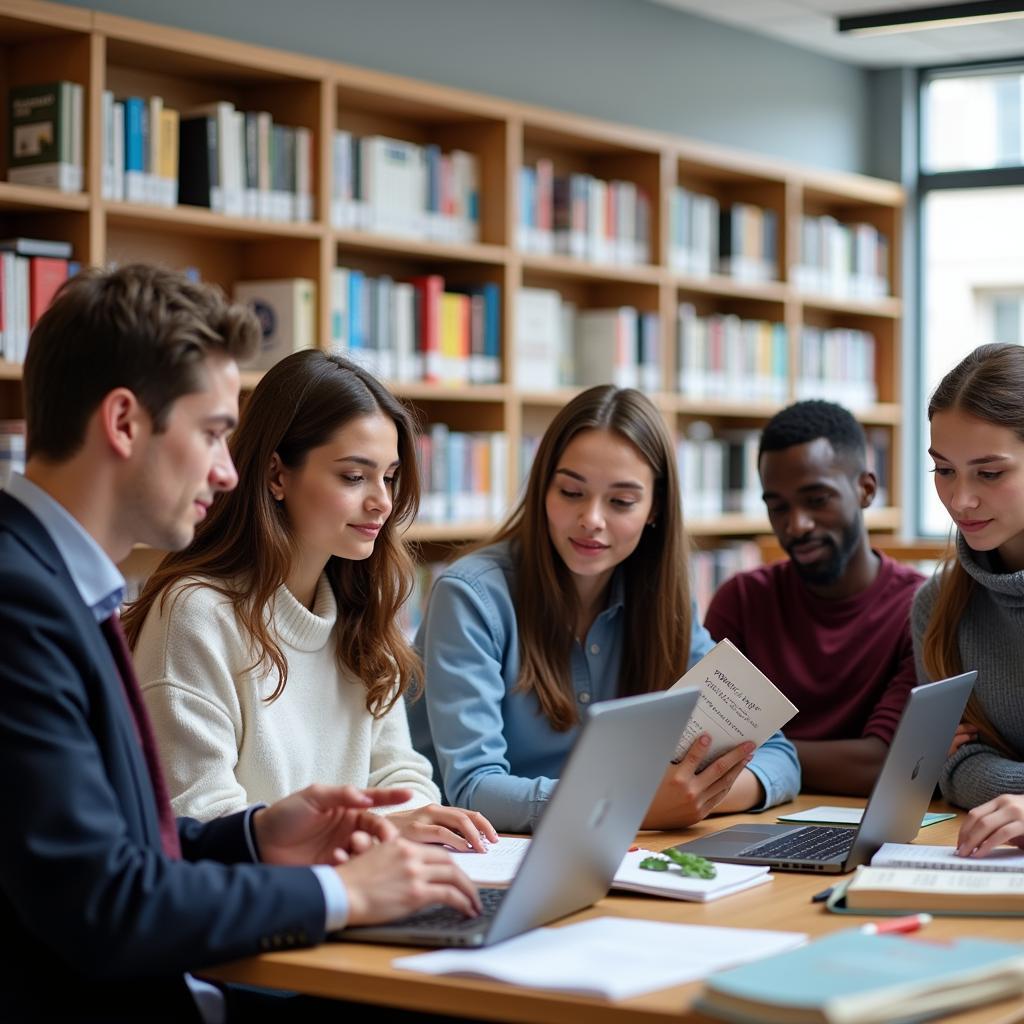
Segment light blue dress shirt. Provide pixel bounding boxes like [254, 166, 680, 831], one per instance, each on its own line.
[410, 541, 800, 833]
[5, 474, 349, 1021]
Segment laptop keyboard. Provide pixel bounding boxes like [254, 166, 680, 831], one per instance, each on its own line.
[744, 826, 855, 862]
[394, 886, 507, 933]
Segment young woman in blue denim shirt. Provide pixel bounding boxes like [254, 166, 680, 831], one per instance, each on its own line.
[410, 386, 800, 832]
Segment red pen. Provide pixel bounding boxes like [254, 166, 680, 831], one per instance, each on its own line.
[860, 913, 933, 936]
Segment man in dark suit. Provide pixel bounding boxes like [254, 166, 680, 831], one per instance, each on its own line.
[0, 264, 479, 1023]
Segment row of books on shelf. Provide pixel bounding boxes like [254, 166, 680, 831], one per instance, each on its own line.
[516, 288, 661, 392]
[329, 270, 500, 385]
[416, 425, 509, 525]
[0, 238, 77, 364]
[517, 161, 652, 266]
[7, 86, 893, 304]
[794, 325, 878, 409]
[180, 275, 883, 407]
[677, 420, 890, 521]
[8, 81, 84, 193]
[677, 427, 763, 522]
[0, 420, 25, 490]
[99, 91, 313, 220]
[330, 133, 479, 242]
[690, 541, 761, 619]
[2, 254, 884, 416]
[676, 307, 879, 409]
[791, 213, 890, 299]
[669, 190, 778, 282]
[676, 306, 788, 403]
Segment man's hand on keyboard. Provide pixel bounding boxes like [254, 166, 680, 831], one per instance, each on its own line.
[339, 839, 482, 926]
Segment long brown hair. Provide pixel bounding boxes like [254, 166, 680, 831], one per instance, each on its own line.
[489, 385, 692, 731]
[123, 350, 421, 715]
[923, 342, 1024, 755]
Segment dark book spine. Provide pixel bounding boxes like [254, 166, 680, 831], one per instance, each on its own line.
[177, 116, 214, 207]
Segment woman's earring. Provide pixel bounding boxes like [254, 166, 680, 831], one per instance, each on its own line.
[647, 519, 656, 529]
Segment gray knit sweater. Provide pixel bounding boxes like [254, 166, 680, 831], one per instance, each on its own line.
[911, 535, 1024, 808]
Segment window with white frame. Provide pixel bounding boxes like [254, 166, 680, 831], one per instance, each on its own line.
[919, 65, 1024, 536]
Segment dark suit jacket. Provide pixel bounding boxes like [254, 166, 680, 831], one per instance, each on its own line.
[0, 492, 327, 1022]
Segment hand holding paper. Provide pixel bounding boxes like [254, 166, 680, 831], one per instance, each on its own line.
[669, 639, 798, 767]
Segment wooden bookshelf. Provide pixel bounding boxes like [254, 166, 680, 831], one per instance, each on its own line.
[0, 0, 906, 547]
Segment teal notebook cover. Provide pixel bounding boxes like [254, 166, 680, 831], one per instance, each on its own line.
[698, 929, 1024, 1023]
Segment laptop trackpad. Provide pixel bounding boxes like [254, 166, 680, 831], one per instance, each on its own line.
[677, 827, 788, 858]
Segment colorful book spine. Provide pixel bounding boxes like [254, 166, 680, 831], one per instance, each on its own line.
[519, 164, 649, 265]
[330, 269, 501, 386]
[677, 304, 789, 402]
[330, 132, 480, 242]
[795, 326, 877, 409]
[416, 426, 509, 525]
[793, 214, 890, 298]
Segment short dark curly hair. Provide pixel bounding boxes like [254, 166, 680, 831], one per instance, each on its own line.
[759, 399, 866, 469]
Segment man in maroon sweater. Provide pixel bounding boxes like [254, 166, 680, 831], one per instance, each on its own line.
[705, 400, 924, 796]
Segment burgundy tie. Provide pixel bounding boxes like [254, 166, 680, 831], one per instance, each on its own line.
[101, 613, 182, 859]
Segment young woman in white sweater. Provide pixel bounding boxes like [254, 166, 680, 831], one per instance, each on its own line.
[125, 350, 497, 852]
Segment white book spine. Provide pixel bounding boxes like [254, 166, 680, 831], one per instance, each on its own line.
[329, 267, 349, 354]
[295, 126, 312, 222]
[0, 254, 14, 362]
[15, 255, 29, 364]
[392, 283, 415, 382]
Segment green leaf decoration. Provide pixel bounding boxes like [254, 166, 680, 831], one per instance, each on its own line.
[639, 850, 717, 879]
[638, 856, 670, 871]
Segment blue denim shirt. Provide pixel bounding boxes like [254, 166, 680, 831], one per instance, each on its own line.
[410, 542, 800, 832]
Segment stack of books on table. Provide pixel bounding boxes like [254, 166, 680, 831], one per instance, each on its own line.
[698, 929, 1024, 1024]
[843, 842, 1024, 914]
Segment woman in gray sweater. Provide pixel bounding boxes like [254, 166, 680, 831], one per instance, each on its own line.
[913, 343, 1024, 860]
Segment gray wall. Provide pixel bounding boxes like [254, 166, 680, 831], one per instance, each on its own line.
[868, 68, 919, 533]
[66, 0, 877, 176]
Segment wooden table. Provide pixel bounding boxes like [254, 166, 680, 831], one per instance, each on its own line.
[202, 795, 1024, 1023]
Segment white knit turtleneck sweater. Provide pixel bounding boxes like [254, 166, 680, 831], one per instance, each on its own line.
[135, 574, 439, 820]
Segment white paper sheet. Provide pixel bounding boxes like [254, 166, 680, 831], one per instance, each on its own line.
[778, 805, 955, 827]
[448, 836, 530, 885]
[393, 917, 807, 1000]
[872, 843, 1024, 871]
[668, 638, 798, 767]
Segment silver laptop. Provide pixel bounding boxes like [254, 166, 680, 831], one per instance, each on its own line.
[670, 671, 976, 875]
[336, 686, 701, 947]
